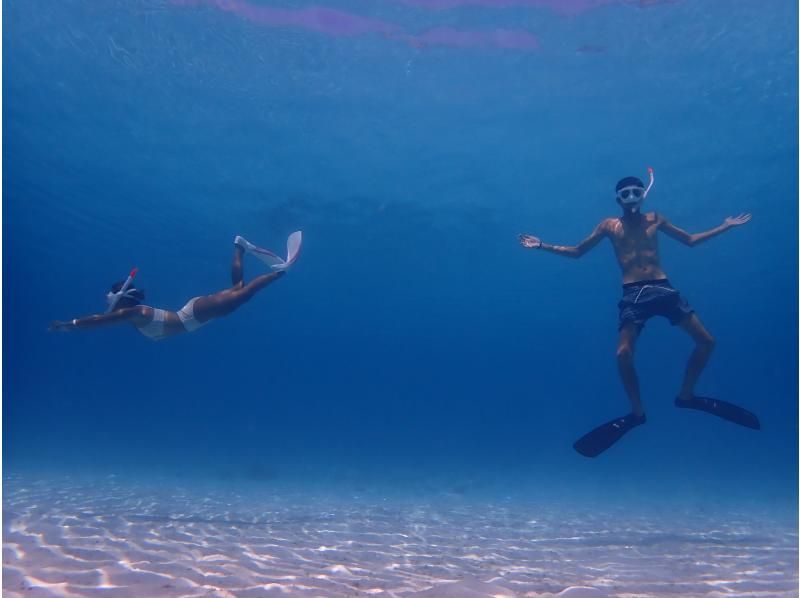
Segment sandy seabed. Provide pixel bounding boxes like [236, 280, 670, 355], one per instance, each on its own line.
[3, 474, 797, 597]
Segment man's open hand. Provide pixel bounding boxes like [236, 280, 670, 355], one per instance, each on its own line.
[724, 213, 752, 227]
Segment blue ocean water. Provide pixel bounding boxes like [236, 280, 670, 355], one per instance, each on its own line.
[3, 0, 798, 595]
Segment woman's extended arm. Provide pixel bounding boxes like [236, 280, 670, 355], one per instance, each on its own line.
[49, 306, 151, 332]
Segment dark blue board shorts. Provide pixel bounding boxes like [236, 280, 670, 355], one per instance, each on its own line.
[618, 279, 694, 330]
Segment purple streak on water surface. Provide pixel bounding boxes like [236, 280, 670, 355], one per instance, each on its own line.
[173, 0, 399, 36]
[172, 0, 542, 51]
[399, 0, 677, 15]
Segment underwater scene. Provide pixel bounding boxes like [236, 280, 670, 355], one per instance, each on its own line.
[3, 0, 798, 596]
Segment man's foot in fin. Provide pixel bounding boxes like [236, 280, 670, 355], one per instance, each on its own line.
[573, 412, 646, 458]
[675, 396, 760, 430]
[234, 235, 256, 252]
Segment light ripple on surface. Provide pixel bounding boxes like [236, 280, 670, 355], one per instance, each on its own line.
[3, 474, 797, 597]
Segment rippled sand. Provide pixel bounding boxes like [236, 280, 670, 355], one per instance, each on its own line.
[3, 474, 797, 597]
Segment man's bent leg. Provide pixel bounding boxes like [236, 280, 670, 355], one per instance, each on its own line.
[617, 323, 644, 417]
[677, 313, 715, 401]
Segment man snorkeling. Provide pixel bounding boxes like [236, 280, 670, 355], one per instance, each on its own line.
[49, 233, 301, 341]
[519, 169, 757, 457]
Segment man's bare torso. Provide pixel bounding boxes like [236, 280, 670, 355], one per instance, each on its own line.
[603, 212, 668, 284]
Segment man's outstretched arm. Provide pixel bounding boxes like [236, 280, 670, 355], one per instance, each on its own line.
[660, 213, 751, 247]
[519, 220, 608, 258]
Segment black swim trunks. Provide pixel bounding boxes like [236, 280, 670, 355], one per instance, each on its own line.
[618, 279, 693, 330]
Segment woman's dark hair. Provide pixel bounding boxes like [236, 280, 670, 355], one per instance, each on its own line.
[109, 281, 145, 308]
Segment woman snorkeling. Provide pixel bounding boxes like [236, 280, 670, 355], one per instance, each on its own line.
[49, 233, 301, 341]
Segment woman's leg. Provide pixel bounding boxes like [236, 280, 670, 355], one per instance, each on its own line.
[192, 270, 286, 322]
[232, 245, 245, 288]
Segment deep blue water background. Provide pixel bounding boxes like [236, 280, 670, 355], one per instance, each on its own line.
[4, 0, 798, 506]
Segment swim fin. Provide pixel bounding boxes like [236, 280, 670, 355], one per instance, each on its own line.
[675, 396, 760, 430]
[573, 412, 646, 458]
[234, 232, 302, 271]
[234, 235, 257, 252]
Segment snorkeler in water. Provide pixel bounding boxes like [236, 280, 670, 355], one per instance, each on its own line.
[49, 233, 301, 341]
[519, 169, 757, 457]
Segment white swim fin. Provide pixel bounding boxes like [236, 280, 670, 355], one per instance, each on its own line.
[235, 231, 302, 271]
[234, 235, 257, 252]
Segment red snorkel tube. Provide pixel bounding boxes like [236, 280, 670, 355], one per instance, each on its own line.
[643, 166, 655, 198]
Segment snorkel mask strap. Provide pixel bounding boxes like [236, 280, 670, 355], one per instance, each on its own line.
[643, 166, 655, 198]
[106, 267, 138, 313]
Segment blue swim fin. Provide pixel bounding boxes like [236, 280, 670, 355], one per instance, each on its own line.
[675, 396, 760, 430]
[573, 412, 646, 458]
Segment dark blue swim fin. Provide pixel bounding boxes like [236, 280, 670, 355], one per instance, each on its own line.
[675, 396, 760, 430]
[573, 412, 646, 458]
